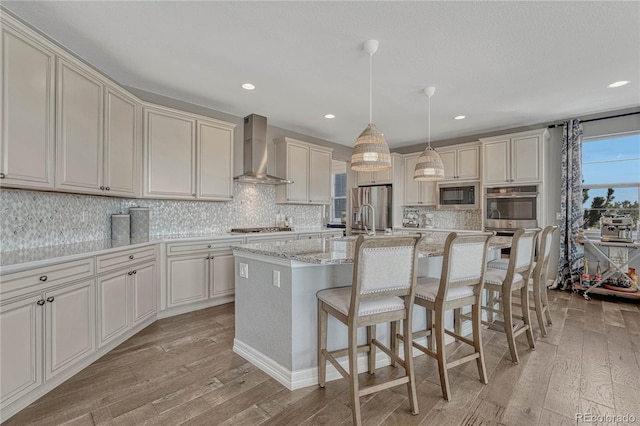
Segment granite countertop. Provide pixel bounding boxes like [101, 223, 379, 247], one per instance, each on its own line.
[232, 234, 512, 265]
[0, 228, 340, 273]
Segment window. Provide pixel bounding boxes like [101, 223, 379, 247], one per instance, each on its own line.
[331, 161, 347, 223]
[582, 132, 640, 231]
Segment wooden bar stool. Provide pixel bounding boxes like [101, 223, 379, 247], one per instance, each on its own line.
[482, 228, 540, 364]
[487, 225, 557, 337]
[393, 232, 493, 401]
[316, 234, 422, 425]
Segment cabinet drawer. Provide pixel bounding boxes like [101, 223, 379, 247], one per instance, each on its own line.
[96, 246, 156, 274]
[166, 238, 244, 256]
[246, 234, 296, 243]
[298, 233, 321, 240]
[0, 258, 94, 297]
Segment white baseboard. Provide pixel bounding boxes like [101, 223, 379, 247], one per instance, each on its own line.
[233, 335, 443, 391]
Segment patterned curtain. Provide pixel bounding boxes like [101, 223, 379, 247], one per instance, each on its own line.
[557, 119, 584, 290]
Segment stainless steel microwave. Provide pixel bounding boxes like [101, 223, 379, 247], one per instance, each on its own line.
[437, 182, 479, 209]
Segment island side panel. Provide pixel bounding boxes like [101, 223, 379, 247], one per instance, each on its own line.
[234, 255, 293, 370]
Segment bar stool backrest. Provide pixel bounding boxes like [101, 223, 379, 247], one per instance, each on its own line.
[508, 228, 541, 283]
[533, 225, 559, 283]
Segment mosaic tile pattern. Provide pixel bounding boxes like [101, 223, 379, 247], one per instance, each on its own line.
[403, 207, 482, 231]
[0, 184, 322, 251]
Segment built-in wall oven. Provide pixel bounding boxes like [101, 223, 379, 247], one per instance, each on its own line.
[484, 185, 538, 234]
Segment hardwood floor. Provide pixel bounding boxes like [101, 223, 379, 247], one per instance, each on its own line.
[4, 291, 640, 426]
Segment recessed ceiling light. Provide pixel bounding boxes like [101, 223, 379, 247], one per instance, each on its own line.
[242, 83, 256, 90]
[324, 114, 335, 119]
[607, 80, 629, 88]
[454, 115, 466, 120]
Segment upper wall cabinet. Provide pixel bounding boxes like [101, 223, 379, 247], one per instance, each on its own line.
[274, 137, 332, 204]
[402, 153, 436, 206]
[55, 57, 105, 194]
[437, 143, 480, 182]
[355, 153, 402, 187]
[143, 105, 234, 200]
[0, 17, 56, 190]
[480, 129, 549, 186]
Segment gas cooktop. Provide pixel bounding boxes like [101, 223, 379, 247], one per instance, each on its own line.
[230, 227, 293, 234]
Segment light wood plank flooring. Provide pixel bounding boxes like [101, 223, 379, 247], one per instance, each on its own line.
[4, 291, 640, 425]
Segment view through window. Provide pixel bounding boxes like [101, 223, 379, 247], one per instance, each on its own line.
[331, 160, 347, 223]
[582, 132, 640, 231]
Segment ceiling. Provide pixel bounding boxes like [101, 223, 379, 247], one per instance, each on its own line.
[4, 1, 639, 149]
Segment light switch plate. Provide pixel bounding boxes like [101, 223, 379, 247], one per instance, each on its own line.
[239, 263, 248, 278]
[272, 270, 280, 288]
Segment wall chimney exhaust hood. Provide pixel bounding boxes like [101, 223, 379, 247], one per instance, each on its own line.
[234, 114, 292, 185]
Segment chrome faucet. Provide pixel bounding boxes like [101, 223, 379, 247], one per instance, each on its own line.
[359, 203, 376, 236]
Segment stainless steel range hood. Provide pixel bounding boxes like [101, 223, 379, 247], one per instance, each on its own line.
[234, 114, 292, 185]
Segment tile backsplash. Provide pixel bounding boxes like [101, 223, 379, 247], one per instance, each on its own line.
[403, 206, 482, 231]
[0, 185, 322, 251]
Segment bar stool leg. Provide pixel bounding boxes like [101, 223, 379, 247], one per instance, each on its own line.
[390, 320, 398, 368]
[403, 314, 419, 415]
[317, 300, 327, 387]
[542, 284, 553, 326]
[532, 279, 548, 337]
[434, 309, 451, 401]
[367, 325, 376, 374]
[348, 324, 361, 425]
[520, 285, 536, 350]
[502, 289, 519, 364]
[472, 303, 488, 384]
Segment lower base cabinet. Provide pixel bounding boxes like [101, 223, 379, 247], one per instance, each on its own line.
[0, 278, 96, 408]
[97, 261, 156, 348]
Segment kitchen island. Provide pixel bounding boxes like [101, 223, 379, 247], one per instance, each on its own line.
[231, 234, 510, 390]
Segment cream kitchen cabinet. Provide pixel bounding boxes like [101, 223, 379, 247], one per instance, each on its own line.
[96, 259, 156, 348]
[0, 275, 96, 413]
[403, 153, 436, 206]
[437, 144, 480, 181]
[103, 85, 140, 197]
[480, 129, 549, 185]
[55, 57, 105, 194]
[143, 105, 235, 200]
[356, 167, 393, 186]
[55, 56, 141, 197]
[164, 238, 243, 310]
[274, 137, 333, 204]
[0, 17, 56, 190]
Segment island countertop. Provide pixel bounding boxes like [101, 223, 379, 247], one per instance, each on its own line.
[231, 234, 511, 265]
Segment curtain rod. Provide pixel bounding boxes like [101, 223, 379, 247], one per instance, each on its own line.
[547, 111, 640, 128]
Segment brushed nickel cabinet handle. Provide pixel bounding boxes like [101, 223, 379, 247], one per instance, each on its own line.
[129, 255, 134, 259]
[128, 271, 133, 275]
[37, 300, 45, 306]
[100, 186, 105, 190]
[46, 296, 54, 303]
[106, 187, 110, 191]
[133, 270, 137, 274]
[208, 244, 212, 248]
[39, 275, 48, 282]
[0, 172, 5, 179]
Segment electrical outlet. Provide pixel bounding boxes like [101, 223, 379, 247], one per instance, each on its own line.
[239, 263, 248, 278]
[556, 212, 562, 220]
[272, 270, 280, 288]
[81, 210, 87, 223]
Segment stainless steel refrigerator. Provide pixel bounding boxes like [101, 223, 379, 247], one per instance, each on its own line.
[351, 185, 392, 234]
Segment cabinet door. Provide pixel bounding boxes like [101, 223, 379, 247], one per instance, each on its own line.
[356, 172, 372, 186]
[104, 86, 139, 197]
[96, 271, 129, 348]
[0, 294, 43, 408]
[56, 58, 104, 193]
[457, 146, 480, 180]
[166, 255, 208, 307]
[211, 254, 235, 297]
[197, 120, 233, 200]
[358, 168, 392, 186]
[132, 262, 156, 326]
[144, 108, 196, 198]
[403, 155, 421, 205]
[483, 139, 510, 185]
[286, 143, 309, 202]
[438, 150, 456, 181]
[308, 148, 331, 204]
[420, 181, 437, 205]
[511, 135, 541, 183]
[0, 25, 55, 189]
[44, 279, 95, 381]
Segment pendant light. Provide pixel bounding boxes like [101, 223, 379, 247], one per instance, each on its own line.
[351, 39, 392, 172]
[414, 86, 445, 180]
